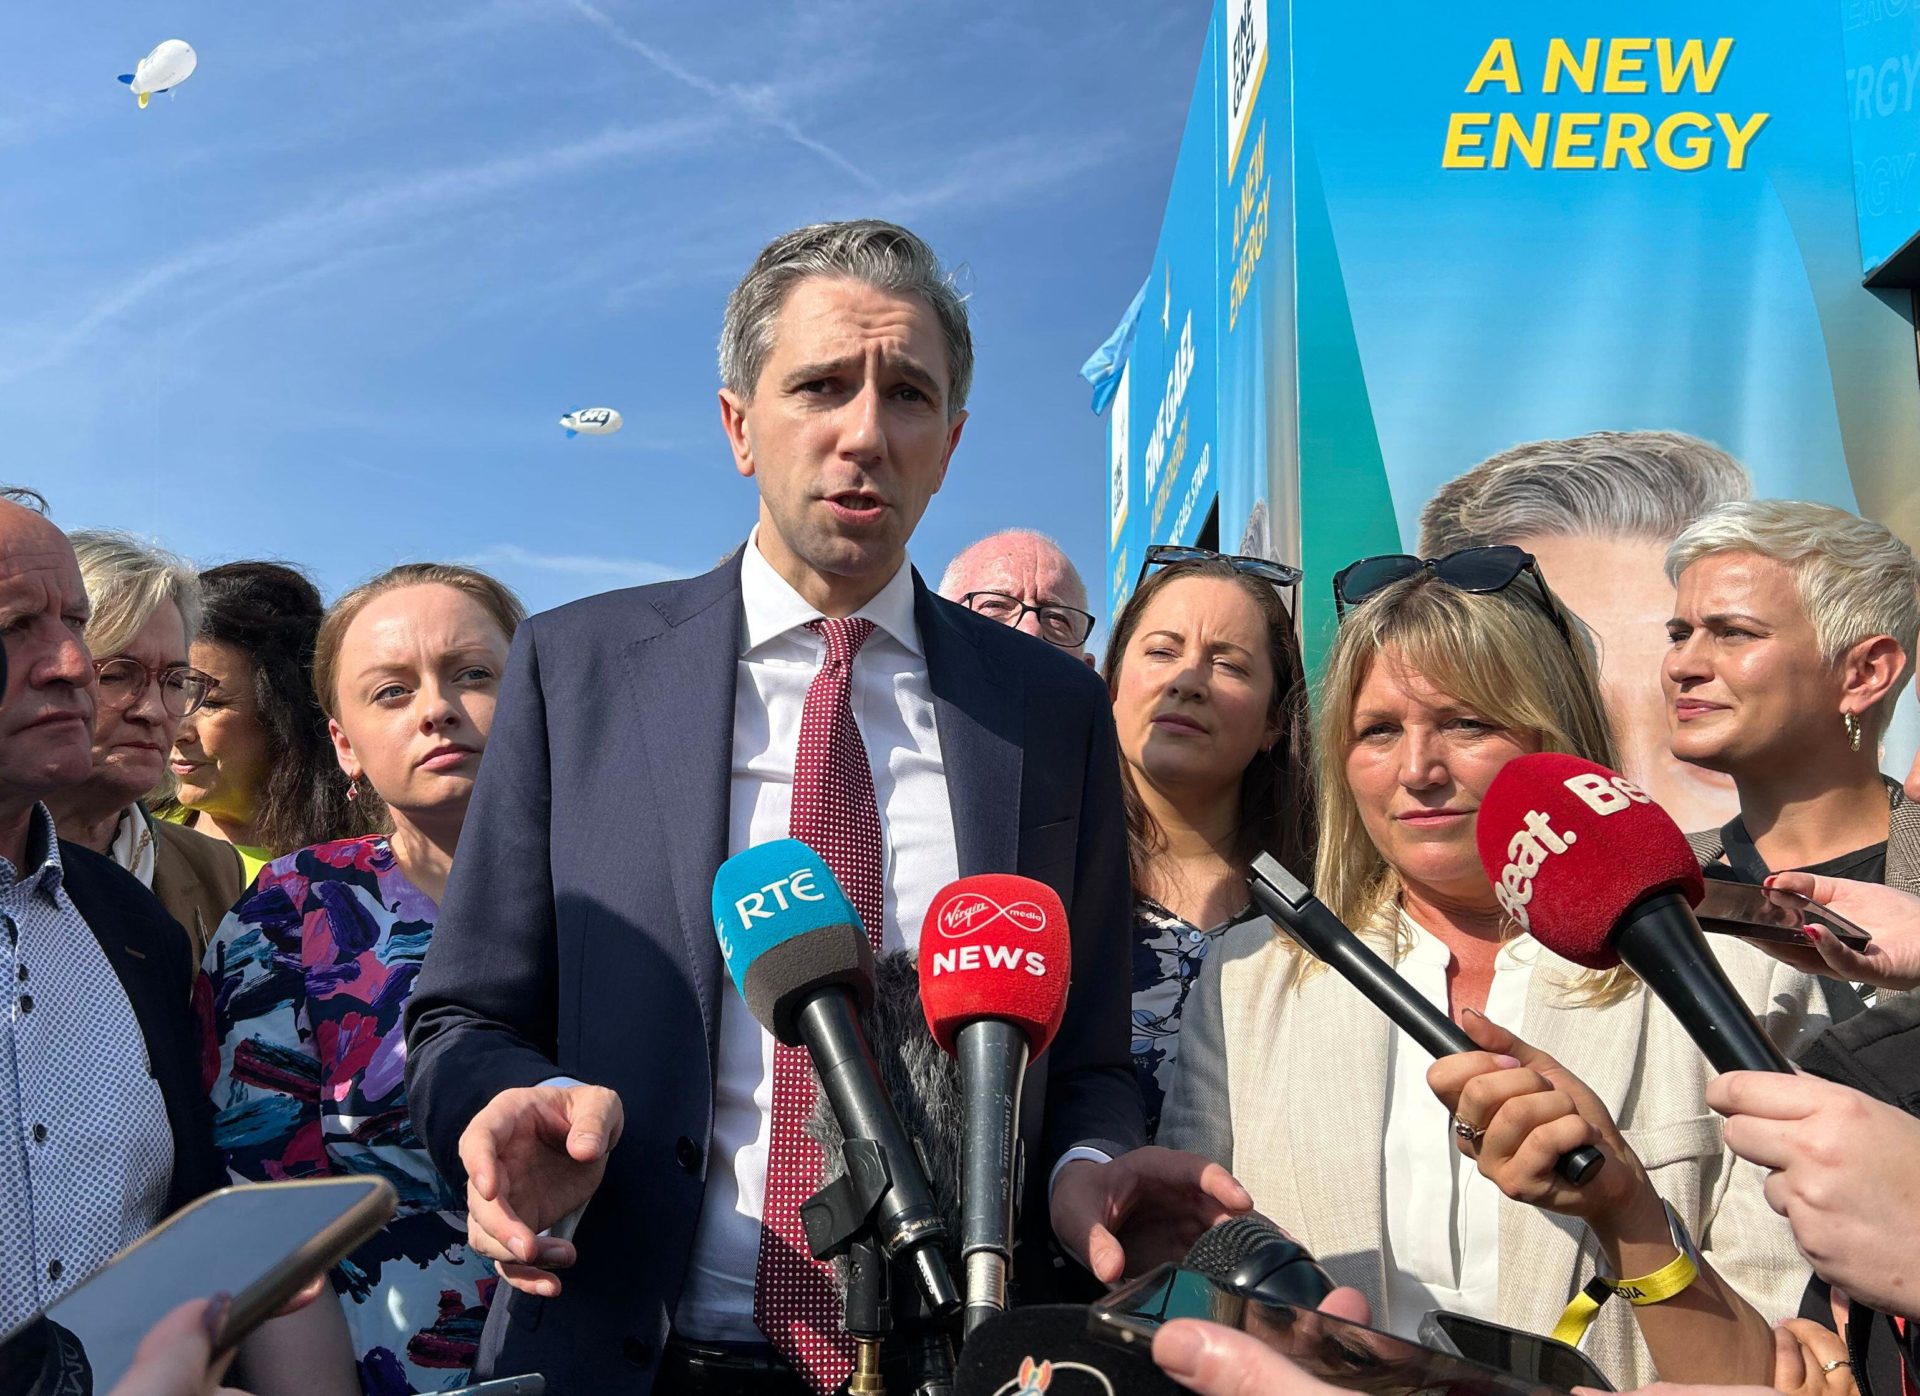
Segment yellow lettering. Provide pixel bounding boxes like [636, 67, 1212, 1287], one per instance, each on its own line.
[1442, 112, 1491, 168]
[1552, 112, 1601, 169]
[1602, 112, 1651, 169]
[1603, 37, 1651, 93]
[1718, 111, 1770, 169]
[1657, 38, 1734, 94]
[1466, 38, 1522, 94]
[1654, 111, 1713, 170]
[1492, 112, 1551, 169]
[1544, 38, 1600, 94]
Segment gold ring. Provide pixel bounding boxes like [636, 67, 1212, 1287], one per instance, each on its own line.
[1452, 1116, 1486, 1145]
[1822, 1359, 1851, 1373]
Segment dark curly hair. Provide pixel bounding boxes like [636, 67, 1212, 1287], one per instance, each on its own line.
[157, 561, 363, 854]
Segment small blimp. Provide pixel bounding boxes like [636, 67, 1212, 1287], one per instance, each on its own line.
[559, 407, 622, 438]
[118, 40, 198, 109]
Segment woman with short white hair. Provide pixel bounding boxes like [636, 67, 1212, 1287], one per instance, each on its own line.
[1663, 500, 1920, 899]
[47, 530, 244, 957]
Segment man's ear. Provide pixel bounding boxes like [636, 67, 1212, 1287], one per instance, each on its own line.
[719, 389, 754, 480]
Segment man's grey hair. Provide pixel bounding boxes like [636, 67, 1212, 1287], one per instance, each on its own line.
[937, 528, 1089, 611]
[718, 220, 973, 416]
[1666, 500, 1920, 732]
[1418, 430, 1752, 555]
[69, 529, 203, 661]
[0, 486, 49, 515]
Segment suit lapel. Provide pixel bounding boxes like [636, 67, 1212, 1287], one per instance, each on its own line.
[624, 554, 743, 1042]
[1498, 952, 1648, 1328]
[917, 579, 1022, 877]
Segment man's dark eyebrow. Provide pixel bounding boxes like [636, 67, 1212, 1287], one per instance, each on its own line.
[782, 354, 943, 403]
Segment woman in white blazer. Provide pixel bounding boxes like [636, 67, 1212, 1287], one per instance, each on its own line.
[1161, 549, 1856, 1391]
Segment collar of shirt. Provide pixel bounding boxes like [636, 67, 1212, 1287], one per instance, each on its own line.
[0, 804, 66, 902]
[1394, 906, 1540, 974]
[738, 525, 923, 659]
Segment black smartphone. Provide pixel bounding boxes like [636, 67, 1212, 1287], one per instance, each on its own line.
[1087, 1263, 1598, 1394]
[1696, 876, 1873, 952]
[0, 1177, 395, 1394]
[1420, 1309, 1614, 1391]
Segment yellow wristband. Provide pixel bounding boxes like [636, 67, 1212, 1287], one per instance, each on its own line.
[1550, 1246, 1699, 1347]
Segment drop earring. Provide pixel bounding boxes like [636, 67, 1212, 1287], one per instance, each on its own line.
[1843, 712, 1861, 752]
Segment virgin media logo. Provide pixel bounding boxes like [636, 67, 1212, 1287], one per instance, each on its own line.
[937, 892, 1046, 939]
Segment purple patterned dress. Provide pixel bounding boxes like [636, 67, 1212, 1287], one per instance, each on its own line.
[205, 836, 491, 1395]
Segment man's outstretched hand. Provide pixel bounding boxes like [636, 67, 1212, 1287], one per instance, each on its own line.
[459, 1082, 623, 1296]
[1050, 1145, 1253, 1284]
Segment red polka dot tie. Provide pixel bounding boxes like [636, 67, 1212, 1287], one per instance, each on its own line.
[755, 616, 884, 1392]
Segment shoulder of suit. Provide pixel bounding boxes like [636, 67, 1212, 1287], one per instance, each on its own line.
[151, 817, 244, 884]
[526, 553, 741, 639]
[58, 839, 189, 967]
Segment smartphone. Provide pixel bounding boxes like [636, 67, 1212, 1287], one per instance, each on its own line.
[455, 1379, 547, 1394]
[1087, 1262, 1598, 1394]
[1420, 1309, 1614, 1391]
[0, 1176, 395, 1393]
[1696, 876, 1873, 952]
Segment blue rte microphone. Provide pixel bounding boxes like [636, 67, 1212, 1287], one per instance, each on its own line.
[711, 838, 875, 1046]
[708, 839, 958, 1320]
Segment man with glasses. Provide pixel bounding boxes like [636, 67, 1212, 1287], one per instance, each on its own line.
[939, 529, 1099, 665]
[0, 495, 222, 1334]
[46, 530, 243, 960]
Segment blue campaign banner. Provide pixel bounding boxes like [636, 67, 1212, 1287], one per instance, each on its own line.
[1842, 0, 1920, 281]
[1215, 0, 1295, 569]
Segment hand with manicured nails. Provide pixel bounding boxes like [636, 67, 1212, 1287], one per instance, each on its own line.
[1427, 1010, 1654, 1229]
[1709, 1069, 1920, 1316]
[1750, 872, 1920, 992]
[1050, 1145, 1253, 1284]
[459, 1083, 624, 1296]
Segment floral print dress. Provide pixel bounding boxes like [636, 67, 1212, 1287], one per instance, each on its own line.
[1130, 896, 1258, 1141]
[205, 836, 491, 1395]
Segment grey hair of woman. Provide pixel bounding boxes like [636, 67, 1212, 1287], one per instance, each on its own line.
[69, 530, 204, 658]
[717, 220, 974, 417]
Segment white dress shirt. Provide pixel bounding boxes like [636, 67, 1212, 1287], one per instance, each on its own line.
[675, 532, 959, 1341]
[1378, 914, 1537, 1337]
[0, 805, 172, 1333]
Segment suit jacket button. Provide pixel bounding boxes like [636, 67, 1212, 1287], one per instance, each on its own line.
[622, 1337, 652, 1367]
[675, 1136, 702, 1174]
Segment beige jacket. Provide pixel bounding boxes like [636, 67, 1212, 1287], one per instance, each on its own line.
[1160, 914, 1857, 1389]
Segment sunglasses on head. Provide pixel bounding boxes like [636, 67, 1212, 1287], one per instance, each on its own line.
[1142, 544, 1304, 592]
[1331, 544, 1574, 642]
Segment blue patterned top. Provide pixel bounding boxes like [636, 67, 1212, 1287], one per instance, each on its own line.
[1130, 896, 1255, 1142]
[205, 836, 490, 1395]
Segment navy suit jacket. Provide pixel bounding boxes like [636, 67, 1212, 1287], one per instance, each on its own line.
[404, 552, 1144, 1392]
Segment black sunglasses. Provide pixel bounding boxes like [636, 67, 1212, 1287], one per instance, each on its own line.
[1331, 545, 1573, 642]
[1142, 544, 1304, 590]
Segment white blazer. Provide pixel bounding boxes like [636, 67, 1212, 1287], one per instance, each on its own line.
[1160, 913, 1856, 1389]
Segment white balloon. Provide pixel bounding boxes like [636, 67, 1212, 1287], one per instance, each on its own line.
[124, 40, 197, 108]
[559, 407, 622, 438]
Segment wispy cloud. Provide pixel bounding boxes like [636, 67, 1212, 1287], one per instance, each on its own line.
[564, 0, 878, 191]
[0, 115, 713, 384]
[463, 541, 680, 585]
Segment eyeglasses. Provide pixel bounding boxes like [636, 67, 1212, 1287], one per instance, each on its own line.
[959, 591, 1097, 649]
[92, 657, 215, 718]
[1142, 544, 1304, 591]
[1331, 545, 1573, 642]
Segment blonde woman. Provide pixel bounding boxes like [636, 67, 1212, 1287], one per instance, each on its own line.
[1161, 548, 1853, 1389]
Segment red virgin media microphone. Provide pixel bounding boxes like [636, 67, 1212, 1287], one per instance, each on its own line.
[919, 874, 1072, 1335]
[1476, 752, 1791, 1075]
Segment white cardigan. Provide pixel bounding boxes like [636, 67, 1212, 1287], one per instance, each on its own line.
[1159, 912, 1855, 1389]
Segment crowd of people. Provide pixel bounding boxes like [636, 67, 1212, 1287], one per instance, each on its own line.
[6, 218, 1920, 1396]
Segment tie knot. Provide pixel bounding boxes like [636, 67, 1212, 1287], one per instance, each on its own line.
[807, 616, 875, 668]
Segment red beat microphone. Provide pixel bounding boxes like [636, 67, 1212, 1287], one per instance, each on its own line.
[919, 874, 1072, 1335]
[1475, 752, 1791, 1075]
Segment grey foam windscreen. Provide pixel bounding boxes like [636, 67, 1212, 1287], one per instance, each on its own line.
[741, 919, 875, 1044]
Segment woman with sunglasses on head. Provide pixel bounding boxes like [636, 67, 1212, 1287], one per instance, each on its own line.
[1102, 545, 1315, 1140]
[1160, 546, 1852, 1389]
[1664, 501, 1920, 906]
[156, 561, 361, 884]
[46, 532, 243, 959]
[205, 564, 524, 1394]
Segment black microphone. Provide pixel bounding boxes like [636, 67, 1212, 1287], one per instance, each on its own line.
[1183, 1216, 1334, 1309]
[1476, 753, 1793, 1075]
[1248, 854, 1605, 1185]
[712, 840, 959, 1319]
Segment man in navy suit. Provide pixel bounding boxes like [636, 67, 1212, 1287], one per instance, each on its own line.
[405, 221, 1249, 1393]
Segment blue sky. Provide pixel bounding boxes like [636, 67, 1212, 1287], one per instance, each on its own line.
[2, 2, 1200, 623]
